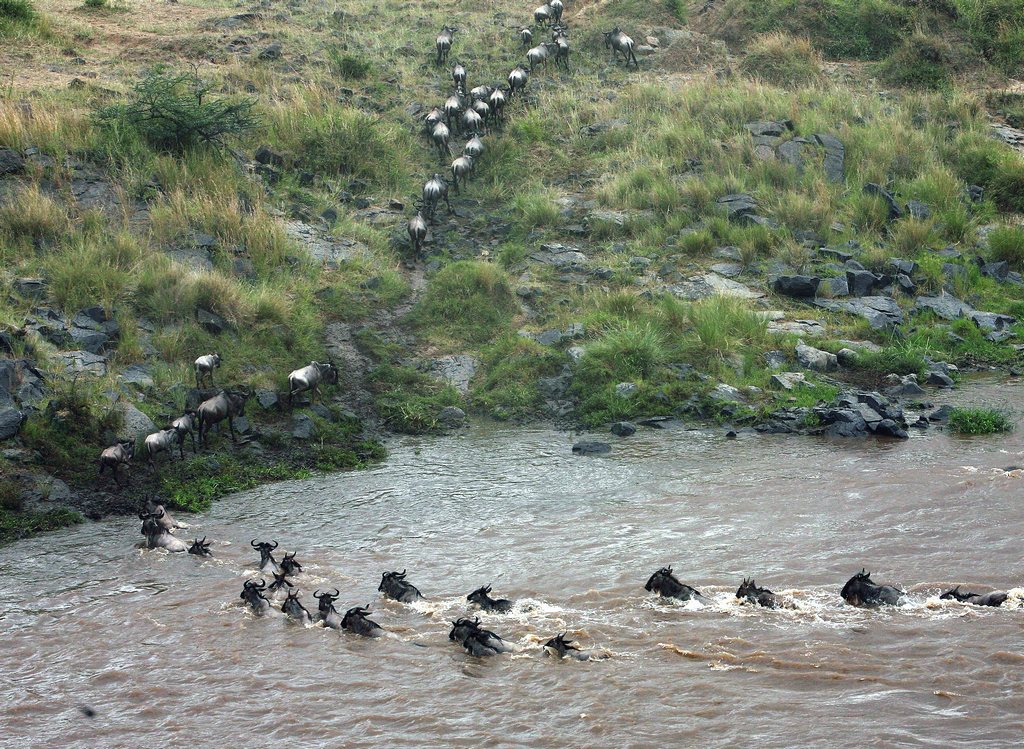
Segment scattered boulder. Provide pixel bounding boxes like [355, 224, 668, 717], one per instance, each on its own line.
[846, 269, 884, 297]
[425, 355, 478, 394]
[0, 407, 25, 441]
[13, 278, 47, 298]
[905, 200, 932, 220]
[773, 275, 820, 299]
[744, 121, 792, 138]
[254, 145, 285, 167]
[887, 374, 926, 397]
[57, 351, 107, 376]
[668, 273, 764, 300]
[770, 372, 806, 390]
[778, 138, 812, 173]
[258, 43, 283, 61]
[836, 348, 859, 367]
[610, 421, 636, 437]
[119, 365, 153, 389]
[615, 382, 638, 398]
[439, 406, 466, 427]
[814, 296, 903, 330]
[256, 389, 280, 410]
[529, 243, 589, 270]
[913, 293, 971, 321]
[813, 133, 845, 183]
[863, 183, 902, 221]
[291, 413, 315, 440]
[796, 342, 838, 372]
[116, 402, 157, 440]
[197, 308, 230, 335]
[968, 311, 1016, 332]
[925, 370, 955, 388]
[716, 193, 758, 221]
[980, 261, 1010, 281]
[0, 148, 26, 176]
[572, 440, 611, 456]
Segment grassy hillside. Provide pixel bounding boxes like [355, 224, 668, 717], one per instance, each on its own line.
[1, 0, 1023, 538]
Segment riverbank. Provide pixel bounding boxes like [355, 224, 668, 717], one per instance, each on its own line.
[2, 0, 1024, 540]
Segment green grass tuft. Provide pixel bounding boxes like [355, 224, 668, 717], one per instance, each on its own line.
[739, 32, 823, 87]
[414, 261, 517, 347]
[948, 406, 1013, 434]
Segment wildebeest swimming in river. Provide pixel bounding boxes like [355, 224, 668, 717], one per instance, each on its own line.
[467, 585, 513, 613]
[342, 605, 386, 637]
[378, 570, 423, 602]
[645, 566, 708, 603]
[940, 585, 1009, 607]
[543, 633, 590, 661]
[449, 617, 510, 656]
[736, 578, 789, 609]
[840, 569, 905, 607]
[240, 579, 271, 616]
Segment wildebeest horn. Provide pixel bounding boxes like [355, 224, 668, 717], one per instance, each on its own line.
[155, 508, 165, 518]
[269, 541, 278, 549]
[251, 539, 259, 548]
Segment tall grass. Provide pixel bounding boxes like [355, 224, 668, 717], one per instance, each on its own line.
[414, 261, 517, 347]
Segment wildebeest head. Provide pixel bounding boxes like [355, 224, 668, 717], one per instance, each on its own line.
[543, 633, 582, 659]
[736, 577, 764, 602]
[188, 537, 212, 556]
[121, 440, 135, 459]
[281, 590, 311, 622]
[378, 569, 423, 602]
[268, 570, 294, 594]
[449, 616, 482, 643]
[251, 539, 278, 566]
[342, 605, 384, 637]
[240, 578, 268, 609]
[280, 551, 303, 576]
[645, 566, 678, 594]
[939, 585, 972, 602]
[467, 585, 493, 607]
[840, 568, 873, 605]
[313, 588, 341, 616]
[319, 361, 339, 385]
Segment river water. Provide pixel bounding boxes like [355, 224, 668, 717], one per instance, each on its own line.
[2, 379, 1023, 748]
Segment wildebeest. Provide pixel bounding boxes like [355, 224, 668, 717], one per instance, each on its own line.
[452, 62, 467, 92]
[550, 0, 564, 23]
[98, 440, 134, 487]
[840, 569, 905, 607]
[467, 585, 514, 613]
[287, 361, 338, 406]
[313, 588, 342, 628]
[196, 389, 248, 446]
[940, 585, 1009, 607]
[644, 566, 708, 602]
[408, 200, 428, 256]
[281, 591, 312, 623]
[194, 352, 221, 388]
[267, 570, 295, 598]
[240, 579, 271, 616]
[139, 509, 187, 552]
[422, 173, 451, 221]
[736, 578, 787, 609]
[144, 499, 186, 531]
[443, 93, 463, 127]
[533, 3, 552, 26]
[378, 570, 423, 602]
[144, 428, 179, 469]
[280, 551, 303, 577]
[170, 410, 198, 457]
[430, 120, 452, 158]
[603, 26, 638, 68]
[342, 605, 386, 637]
[449, 617, 510, 656]
[451, 153, 474, 192]
[519, 27, 533, 47]
[436, 25, 457, 65]
[508, 65, 528, 97]
[543, 633, 589, 661]
[526, 43, 551, 73]
[188, 537, 212, 557]
[251, 539, 279, 574]
[463, 135, 485, 160]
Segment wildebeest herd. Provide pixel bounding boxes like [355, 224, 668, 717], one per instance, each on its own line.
[97, 352, 339, 486]
[407, 2, 639, 256]
[137, 500, 1017, 660]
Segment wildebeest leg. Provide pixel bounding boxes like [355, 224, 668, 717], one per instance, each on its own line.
[189, 431, 196, 454]
[98, 461, 105, 476]
[228, 417, 237, 442]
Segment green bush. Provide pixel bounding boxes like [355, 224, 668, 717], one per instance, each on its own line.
[95, 68, 259, 152]
[367, 363, 461, 434]
[0, 0, 34, 21]
[948, 406, 1013, 434]
[874, 33, 952, 89]
[326, 46, 371, 79]
[415, 261, 517, 346]
[739, 32, 823, 86]
[955, 0, 1024, 74]
[988, 226, 1024, 268]
[472, 335, 565, 420]
[847, 347, 927, 377]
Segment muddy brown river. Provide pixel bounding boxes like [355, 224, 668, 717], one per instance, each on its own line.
[2, 379, 1023, 748]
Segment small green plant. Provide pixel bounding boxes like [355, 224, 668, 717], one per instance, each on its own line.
[414, 261, 517, 346]
[988, 226, 1024, 268]
[325, 46, 371, 79]
[874, 33, 953, 90]
[739, 32, 823, 86]
[83, 0, 107, 8]
[95, 67, 259, 152]
[948, 407, 1013, 435]
[847, 347, 927, 378]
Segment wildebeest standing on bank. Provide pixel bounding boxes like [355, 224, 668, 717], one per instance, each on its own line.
[287, 361, 338, 406]
[98, 440, 134, 487]
[196, 389, 248, 446]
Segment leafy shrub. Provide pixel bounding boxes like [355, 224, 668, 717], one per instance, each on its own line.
[326, 46, 371, 79]
[948, 406, 1013, 434]
[95, 68, 259, 152]
[739, 32, 823, 86]
[415, 261, 517, 346]
[988, 226, 1024, 268]
[0, 0, 34, 21]
[874, 33, 952, 89]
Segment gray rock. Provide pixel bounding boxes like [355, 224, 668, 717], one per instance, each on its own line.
[425, 355, 478, 394]
[0, 407, 25, 440]
[767, 319, 826, 337]
[836, 348, 859, 367]
[818, 247, 853, 262]
[615, 382, 638, 398]
[874, 419, 909, 438]
[258, 43, 283, 60]
[256, 389, 279, 410]
[813, 133, 845, 183]
[69, 326, 109, 354]
[197, 308, 230, 334]
[119, 365, 153, 389]
[439, 406, 466, 427]
[232, 258, 257, 279]
[0, 148, 26, 176]
[796, 342, 838, 372]
[536, 329, 564, 346]
[254, 145, 285, 166]
[116, 402, 157, 440]
[981, 261, 1010, 281]
[710, 262, 743, 277]
[905, 200, 932, 220]
[529, 243, 589, 270]
[773, 275, 820, 298]
[668, 273, 763, 301]
[913, 294, 972, 321]
[930, 404, 955, 422]
[925, 371, 955, 388]
[968, 311, 1015, 332]
[889, 258, 918, 276]
[717, 193, 758, 220]
[610, 421, 636, 437]
[233, 416, 252, 435]
[817, 408, 870, 437]
[745, 121, 792, 137]
[770, 372, 806, 390]
[814, 296, 903, 330]
[291, 413, 315, 440]
[710, 383, 742, 402]
[846, 269, 882, 297]
[896, 274, 916, 293]
[538, 372, 571, 399]
[13, 278, 48, 299]
[764, 351, 787, 370]
[778, 138, 811, 172]
[57, 351, 107, 376]
[820, 276, 849, 297]
[863, 183, 902, 221]
[572, 440, 611, 456]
